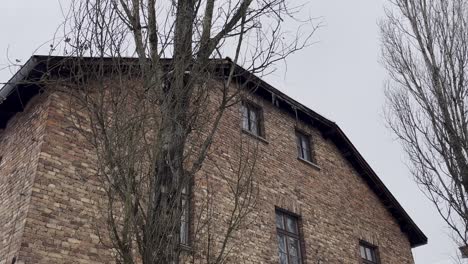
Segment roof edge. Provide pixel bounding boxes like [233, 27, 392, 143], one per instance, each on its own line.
[0, 56, 40, 102]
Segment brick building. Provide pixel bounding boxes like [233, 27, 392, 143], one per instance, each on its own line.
[0, 56, 427, 263]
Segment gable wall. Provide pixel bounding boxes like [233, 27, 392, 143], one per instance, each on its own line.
[197, 91, 415, 263]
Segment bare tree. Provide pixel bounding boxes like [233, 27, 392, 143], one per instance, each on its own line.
[23, 0, 318, 263]
[381, 0, 468, 251]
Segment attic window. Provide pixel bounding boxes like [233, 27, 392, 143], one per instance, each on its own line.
[295, 130, 316, 164]
[241, 101, 264, 137]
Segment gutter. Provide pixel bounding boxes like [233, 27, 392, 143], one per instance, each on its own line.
[0, 56, 40, 105]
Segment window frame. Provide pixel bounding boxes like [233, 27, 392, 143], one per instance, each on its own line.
[275, 209, 303, 264]
[295, 130, 313, 162]
[241, 101, 264, 138]
[359, 241, 380, 264]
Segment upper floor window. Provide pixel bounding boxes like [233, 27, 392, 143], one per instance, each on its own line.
[276, 210, 302, 264]
[295, 130, 314, 163]
[241, 102, 263, 137]
[360, 242, 379, 264]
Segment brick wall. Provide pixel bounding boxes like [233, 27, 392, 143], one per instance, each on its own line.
[1, 85, 416, 263]
[194, 93, 415, 263]
[16, 92, 114, 263]
[0, 94, 50, 264]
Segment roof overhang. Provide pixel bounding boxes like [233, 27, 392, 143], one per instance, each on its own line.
[0, 55, 427, 247]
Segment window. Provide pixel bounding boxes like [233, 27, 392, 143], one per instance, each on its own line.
[276, 210, 302, 264]
[159, 165, 190, 247]
[241, 102, 263, 137]
[360, 242, 379, 264]
[295, 131, 313, 162]
[180, 186, 189, 246]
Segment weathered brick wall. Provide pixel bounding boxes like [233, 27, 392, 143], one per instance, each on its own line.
[2, 85, 415, 263]
[16, 92, 114, 263]
[0, 94, 50, 264]
[195, 92, 415, 263]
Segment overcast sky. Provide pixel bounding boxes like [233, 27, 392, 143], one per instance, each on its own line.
[0, 1, 461, 263]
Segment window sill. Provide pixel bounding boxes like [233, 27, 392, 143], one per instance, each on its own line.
[242, 129, 269, 144]
[297, 157, 320, 171]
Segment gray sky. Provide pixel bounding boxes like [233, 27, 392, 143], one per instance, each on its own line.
[0, 1, 460, 263]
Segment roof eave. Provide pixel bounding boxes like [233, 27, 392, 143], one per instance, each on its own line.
[0, 56, 40, 102]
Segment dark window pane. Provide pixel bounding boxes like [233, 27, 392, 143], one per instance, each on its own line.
[302, 137, 310, 161]
[303, 148, 310, 161]
[241, 105, 249, 130]
[288, 237, 300, 257]
[279, 253, 288, 264]
[285, 216, 297, 234]
[296, 131, 312, 161]
[249, 108, 257, 122]
[251, 121, 258, 135]
[290, 256, 300, 264]
[365, 247, 372, 260]
[277, 234, 287, 253]
[369, 248, 376, 261]
[250, 109, 258, 134]
[300, 135, 306, 149]
[296, 133, 302, 158]
[360, 245, 366, 259]
[276, 212, 284, 229]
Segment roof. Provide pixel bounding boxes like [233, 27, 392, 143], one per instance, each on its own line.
[0, 55, 427, 247]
